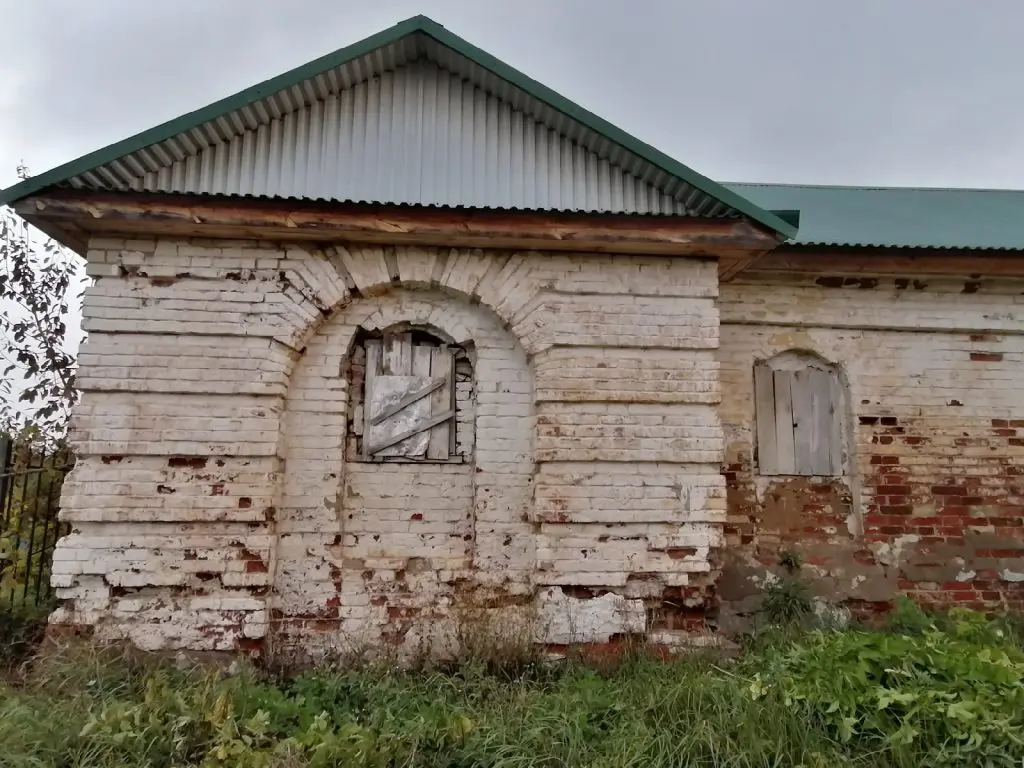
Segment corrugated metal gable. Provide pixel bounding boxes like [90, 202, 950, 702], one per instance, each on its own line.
[0, 16, 796, 237]
[127, 60, 686, 214]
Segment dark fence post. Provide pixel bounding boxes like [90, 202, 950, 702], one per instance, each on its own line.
[0, 437, 12, 531]
[0, 439, 73, 613]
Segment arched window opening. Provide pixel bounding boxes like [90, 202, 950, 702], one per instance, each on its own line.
[347, 328, 475, 463]
[754, 352, 845, 476]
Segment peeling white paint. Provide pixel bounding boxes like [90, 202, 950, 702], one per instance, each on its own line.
[535, 587, 646, 645]
[873, 533, 920, 566]
[56, 238, 725, 658]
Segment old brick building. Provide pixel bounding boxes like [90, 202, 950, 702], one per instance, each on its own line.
[3, 17, 1023, 658]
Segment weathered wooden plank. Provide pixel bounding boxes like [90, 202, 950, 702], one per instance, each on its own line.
[754, 365, 777, 475]
[411, 345, 435, 458]
[719, 246, 775, 281]
[369, 377, 444, 426]
[829, 373, 845, 474]
[23, 191, 781, 258]
[790, 368, 814, 475]
[772, 370, 796, 475]
[412, 344, 433, 380]
[428, 345, 453, 460]
[362, 340, 381, 460]
[369, 375, 432, 457]
[806, 370, 832, 475]
[367, 410, 456, 455]
[447, 352, 458, 457]
[383, 333, 412, 376]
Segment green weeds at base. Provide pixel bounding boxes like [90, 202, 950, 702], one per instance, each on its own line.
[1, 605, 1024, 767]
[0, 600, 51, 670]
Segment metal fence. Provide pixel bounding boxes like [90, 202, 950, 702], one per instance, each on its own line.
[0, 438, 73, 612]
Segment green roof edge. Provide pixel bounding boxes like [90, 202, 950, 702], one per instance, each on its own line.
[0, 14, 797, 239]
[0, 15, 428, 206]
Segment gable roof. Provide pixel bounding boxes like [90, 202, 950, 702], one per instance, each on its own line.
[0, 15, 796, 239]
[727, 182, 1024, 251]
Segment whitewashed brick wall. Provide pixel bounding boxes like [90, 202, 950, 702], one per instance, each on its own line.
[718, 274, 1024, 615]
[57, 238, 722, 657]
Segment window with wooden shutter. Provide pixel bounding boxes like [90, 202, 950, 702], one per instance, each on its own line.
[361, 332, 458, 461]
[754, 356, 844, 476]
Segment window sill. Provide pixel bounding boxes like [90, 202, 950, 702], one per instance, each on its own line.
[356, 455, 467, 465]
[756, 471, 842, 479]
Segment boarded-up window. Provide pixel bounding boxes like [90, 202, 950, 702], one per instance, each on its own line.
[754, 357, 843, 476]
[362, 332, 457, 461]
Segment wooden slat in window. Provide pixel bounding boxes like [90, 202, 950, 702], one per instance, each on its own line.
[790, 368, 815, 475]
[427, 345, 454, 460]
[362, 340, 382, 460]
[754, 364, 778, 475]
[808, 370, 835, 475]
[772, 370, 796, 474]
[383, 332, 412, 375]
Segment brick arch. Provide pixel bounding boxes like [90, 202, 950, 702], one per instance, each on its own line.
[284, 245, 549, 357]
[760, 348, 840, 370]
[272, 284, 535, 662]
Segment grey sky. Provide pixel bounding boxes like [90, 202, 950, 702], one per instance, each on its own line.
[2, 0, 1024, 193]
[0, 0, 1020, 423]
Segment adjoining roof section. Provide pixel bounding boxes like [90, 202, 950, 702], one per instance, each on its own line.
[0, 16, 796, 239]
[727, 182, 1024, 251]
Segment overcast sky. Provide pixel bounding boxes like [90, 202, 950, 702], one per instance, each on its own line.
[2, 0, 1024, 192]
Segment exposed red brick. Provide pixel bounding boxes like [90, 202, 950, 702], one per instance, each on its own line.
[727, 410, 1024, 619]
[167, 456, 208, 469]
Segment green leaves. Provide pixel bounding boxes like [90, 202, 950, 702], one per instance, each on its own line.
[0, 202, 85, 437]
[5, 611, 1024, 766]
[745, 613, 1024, 765]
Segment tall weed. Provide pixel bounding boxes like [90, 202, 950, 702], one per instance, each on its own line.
[2, 606, 1023, 766]
[748, 607, 1024, 766]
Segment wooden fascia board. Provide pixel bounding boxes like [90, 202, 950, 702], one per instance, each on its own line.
[753, 246, 1024, 278]
[16, 192, 781, 258]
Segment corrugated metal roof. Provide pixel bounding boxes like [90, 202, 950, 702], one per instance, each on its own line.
[727, 182, 1024, 251]
[132, 60, 689, 214]
[0, 16, 796, 237]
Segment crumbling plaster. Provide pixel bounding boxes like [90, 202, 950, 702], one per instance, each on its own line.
[54, 239, 724, 657]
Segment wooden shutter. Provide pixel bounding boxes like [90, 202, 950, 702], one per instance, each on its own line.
[363, 334, 456, 460]
[755, 363, 843, 476]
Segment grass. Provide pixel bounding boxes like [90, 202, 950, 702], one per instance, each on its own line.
[0, 599, 52, 668]
[1, 600, 1023, 767]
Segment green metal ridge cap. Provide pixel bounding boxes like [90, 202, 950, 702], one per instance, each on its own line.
[0, 14, 798, 240]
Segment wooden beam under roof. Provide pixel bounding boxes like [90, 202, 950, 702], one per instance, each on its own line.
[16, 191, 782, 273]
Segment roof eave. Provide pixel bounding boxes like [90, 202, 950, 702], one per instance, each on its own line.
[0, 16, 431, 207]
[0, 15, 797, 240]
[412, 17, 797, 240]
